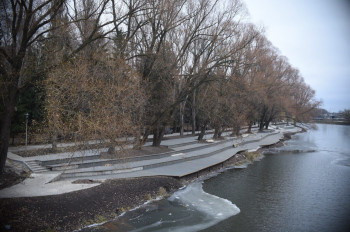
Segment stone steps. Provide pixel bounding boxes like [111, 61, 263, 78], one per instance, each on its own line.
[26, 131, 281, 180]
[55, 132, 281, 180]
[45, 139, 233, 172]
[60, 132, 285, 180]
[57, 140, 237, 180]
[41, 154, 102, 166]
[25, 160, 49, 173]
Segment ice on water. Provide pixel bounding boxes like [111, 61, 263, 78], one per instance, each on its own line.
[169, 182, 240, 220]
[131, 181, 240, 232]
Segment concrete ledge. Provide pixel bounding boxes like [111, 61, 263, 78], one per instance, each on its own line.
[56, 132, 282, 180]
[45, 139, 234, 171]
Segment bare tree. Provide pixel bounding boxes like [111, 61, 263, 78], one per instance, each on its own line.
[0, 0, 66, 172]
[45, 54, 144, 154]
[0, 0, 114, 172]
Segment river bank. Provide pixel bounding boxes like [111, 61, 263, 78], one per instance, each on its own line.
[0, 129, 301, 232]
[0, 176, 182, 232]
[311, 120, 350, 126]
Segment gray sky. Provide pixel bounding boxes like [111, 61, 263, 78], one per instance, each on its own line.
[243, 0, 350, 112]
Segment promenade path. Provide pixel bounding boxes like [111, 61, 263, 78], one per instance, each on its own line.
[7, 130, 209, 153]
[1, 125, 301, 198]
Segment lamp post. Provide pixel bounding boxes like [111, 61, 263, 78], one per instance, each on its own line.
[25, 113, 29, 154]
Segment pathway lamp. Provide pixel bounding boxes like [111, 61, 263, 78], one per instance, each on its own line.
[25, 113, 29, 154]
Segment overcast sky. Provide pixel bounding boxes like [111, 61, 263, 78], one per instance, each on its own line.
[242, 0, 350, 112]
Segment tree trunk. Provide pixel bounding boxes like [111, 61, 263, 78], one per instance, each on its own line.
[260, 123, 264, 131]
[152, 125, 165, 147]
[133, 129, 142, 150]
[51, 133, 58, 152]
[247, 121, 252, 133]
[197, 125, 206, 141]
[259, 121, 264, 131]
[108, 145, 115, 154]
[172, 120, 177, 134]
[218, 130, 223, 138]
[213, 127, 220, 139]
[191, 90, 196, 135]
[265, 121, 270, 129]
[232, 123, 240, 136]
[0, 86, 18, 173]
[179, 102, 184, 136]
[140, 128, 150, 146]
[218, 126, 224, 138]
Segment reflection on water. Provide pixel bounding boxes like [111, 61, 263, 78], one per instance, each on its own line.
[202, 124, 350, 232]
[86, 124, 350, 232]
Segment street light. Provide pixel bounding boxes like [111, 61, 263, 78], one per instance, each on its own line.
[25, 113, 29, 153]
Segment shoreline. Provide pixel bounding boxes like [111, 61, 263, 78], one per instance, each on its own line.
[0, 177, 182, 232]
[311, 120, 350, 126]
[0, 130, 302, 232]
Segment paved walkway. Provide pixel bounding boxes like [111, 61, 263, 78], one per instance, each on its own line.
[7, 130, 208, 153]
[76, 132, 285, 180]
[1, 125, 301, 198]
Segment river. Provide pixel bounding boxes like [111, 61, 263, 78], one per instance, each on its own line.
[85, 124, 350, 232]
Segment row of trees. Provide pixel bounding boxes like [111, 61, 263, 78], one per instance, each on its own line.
[0, 0, 319, 172]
